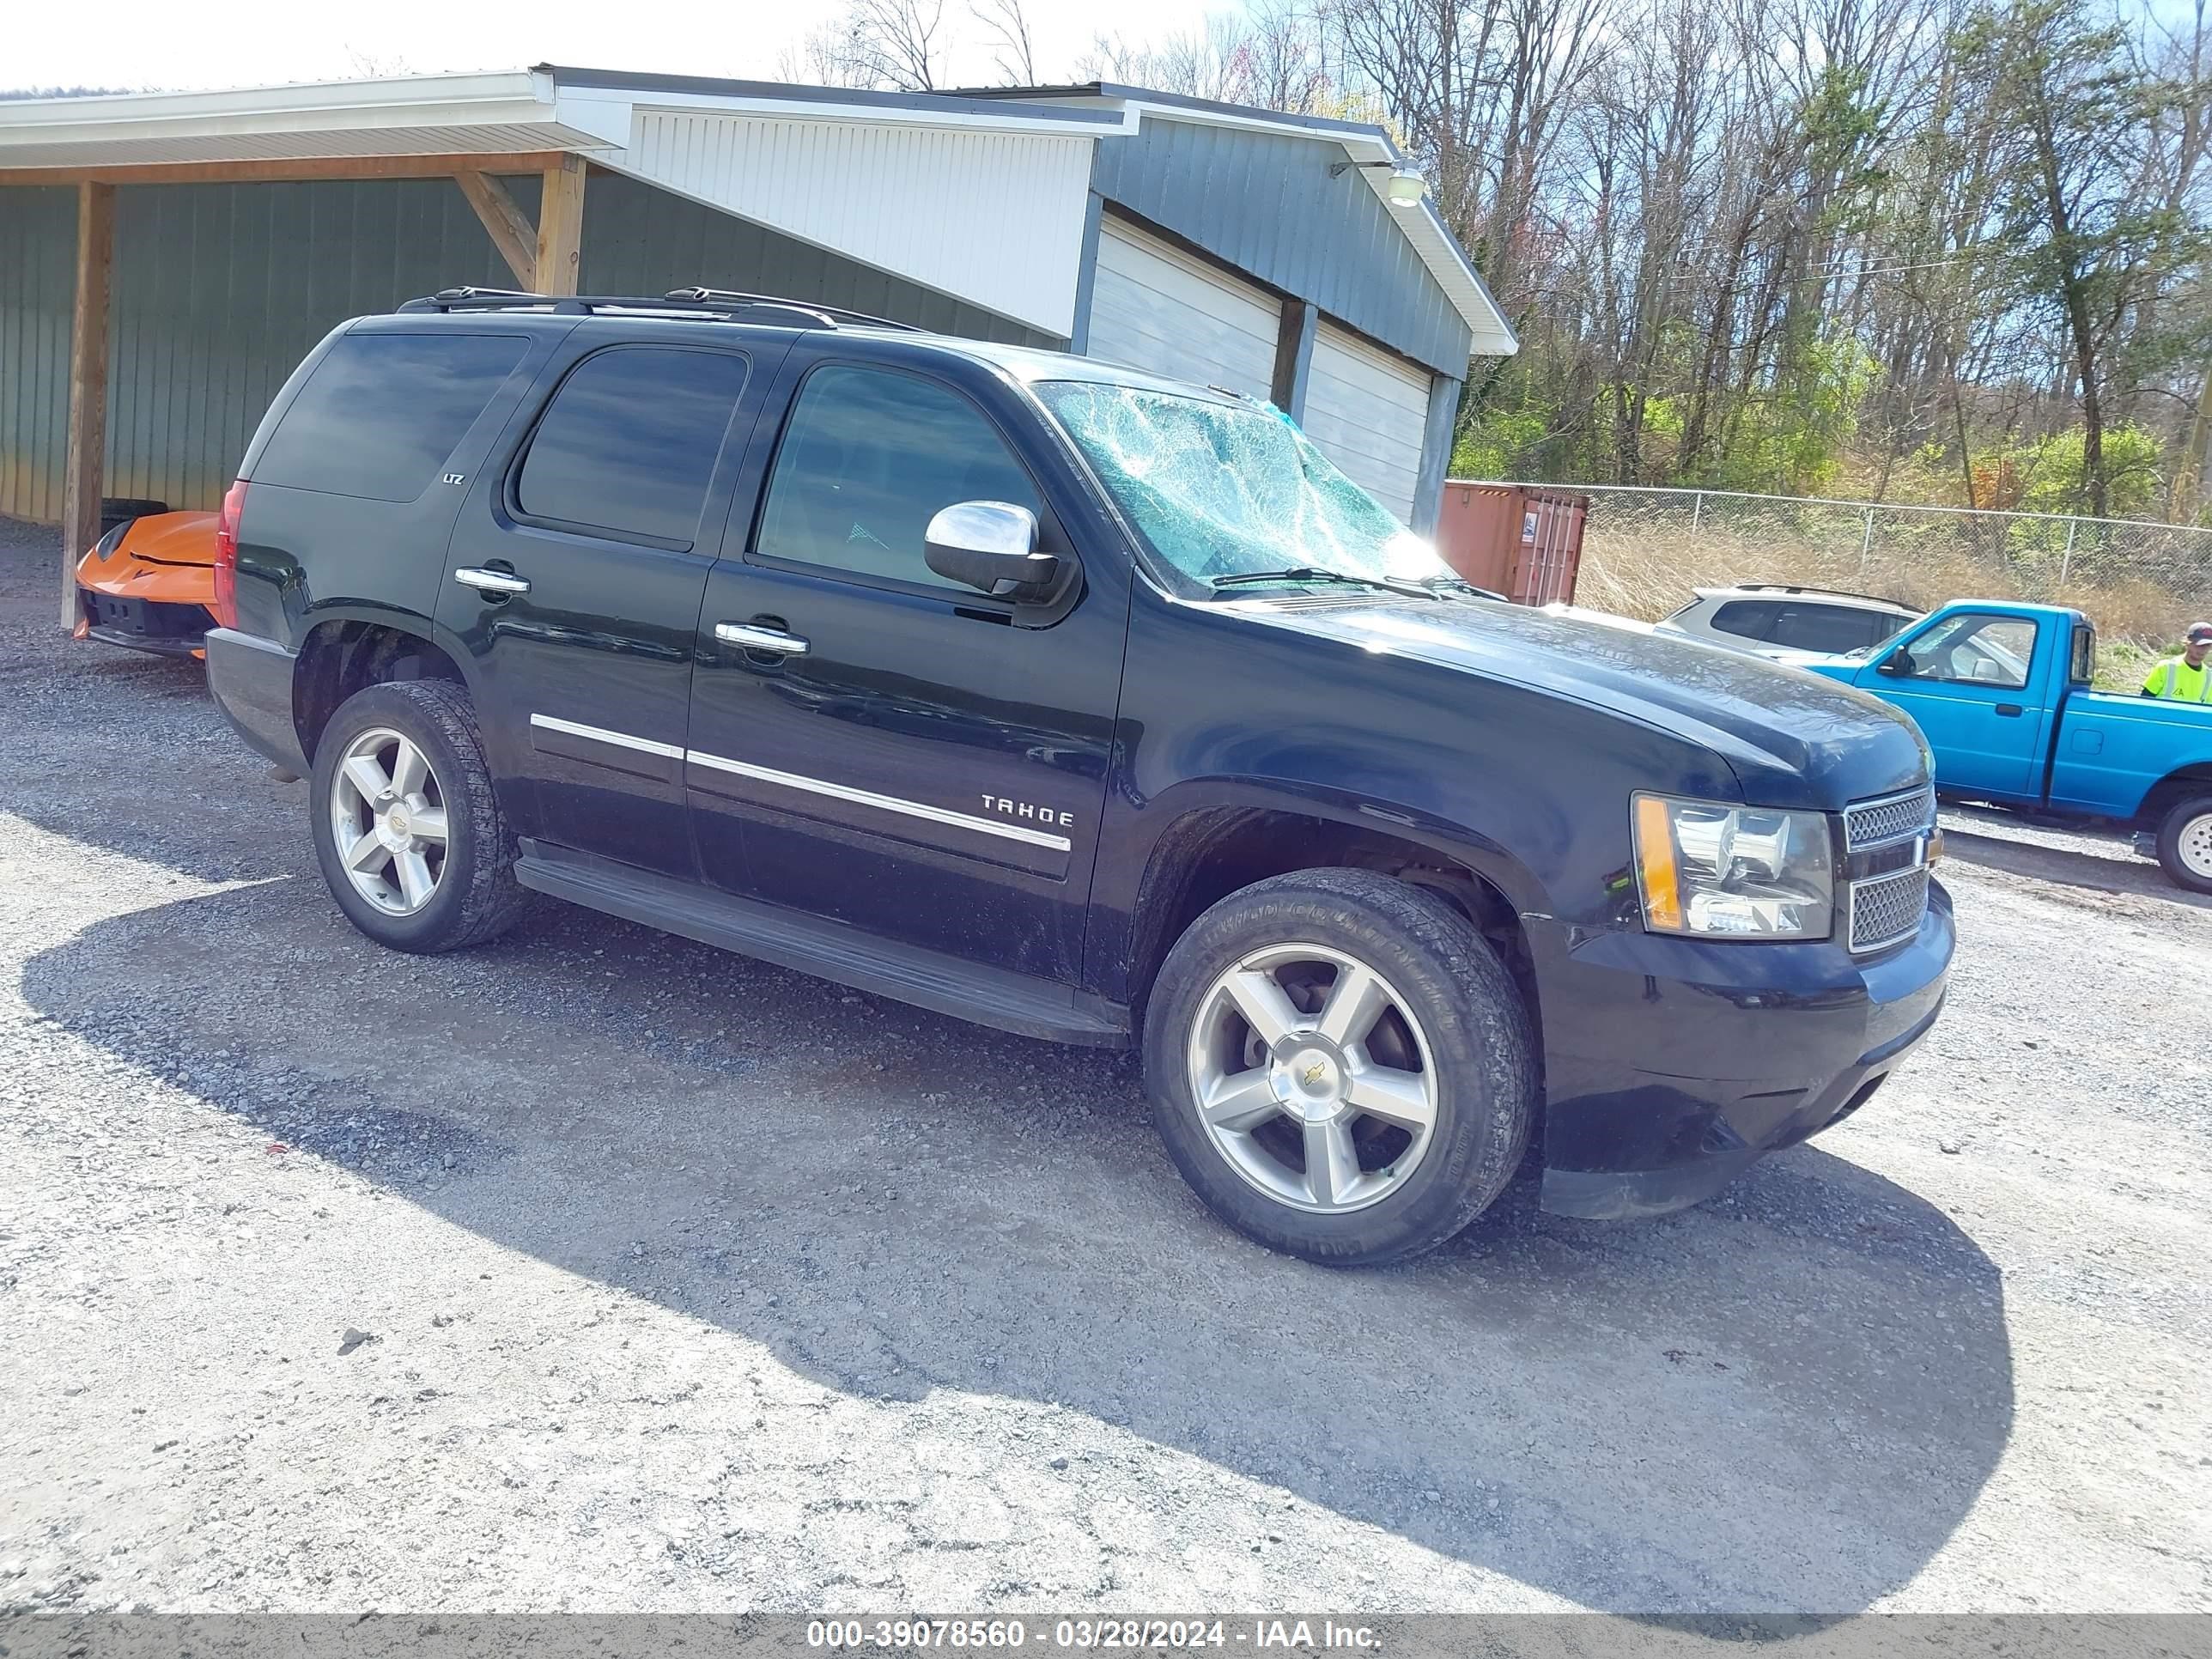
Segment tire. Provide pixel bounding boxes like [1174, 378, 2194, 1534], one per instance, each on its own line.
[2154, 793, 2212, 895]
[1143, 868, 1536, 1267]
[308, 678, 532, 953]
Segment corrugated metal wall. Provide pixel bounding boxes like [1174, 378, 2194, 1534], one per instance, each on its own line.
[0, 169, 1052, 525]
[0, 177, 522, 522]
[1090, 119, 1472, 379]
[0, 188, 78, 522]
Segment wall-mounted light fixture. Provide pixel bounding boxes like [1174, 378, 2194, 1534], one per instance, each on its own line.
[1330, 157, 1428, 208]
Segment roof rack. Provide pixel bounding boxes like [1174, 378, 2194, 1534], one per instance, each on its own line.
[1726, 582, 1911, 608]
[664, 287, 920, 331]
[395, 286, 922, 331]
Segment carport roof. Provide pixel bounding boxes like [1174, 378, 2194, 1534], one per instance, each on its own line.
[0, 64, 1110, 176]
[0, 65, 1515, 356]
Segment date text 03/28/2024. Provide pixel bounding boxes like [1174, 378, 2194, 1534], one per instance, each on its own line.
[805, 1619, 1380, 1650]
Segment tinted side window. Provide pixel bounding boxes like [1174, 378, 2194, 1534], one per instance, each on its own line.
[1709, 600, 1780, 641]
[2071, 623, 2097, 684]
[756, 365, 1041, 590]
[515, 347, 750, 547]
[254, 332, 526, 503]
[1768, 604, 1903, 653]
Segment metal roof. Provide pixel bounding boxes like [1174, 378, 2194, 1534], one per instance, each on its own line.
[0, 71, 626, 168]
[957, 82, 1517, 357]
[0, 67, 1514, 355]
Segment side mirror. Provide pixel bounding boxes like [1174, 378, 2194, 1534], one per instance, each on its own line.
[923, 501, 1059, 598]
[1877, 647, 1911, 677]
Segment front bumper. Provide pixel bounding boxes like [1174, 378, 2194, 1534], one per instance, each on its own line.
[76, 586, 210, 658]
[1531, 879, 1954, 1218]
[204, 627, 308, 775]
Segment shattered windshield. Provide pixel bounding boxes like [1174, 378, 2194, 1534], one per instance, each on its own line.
[1034, 380, 1454, 595]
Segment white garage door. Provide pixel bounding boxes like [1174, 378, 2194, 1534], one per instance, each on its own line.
[1302, 322, 1435, 523]
[1085, 218, 1281, 400]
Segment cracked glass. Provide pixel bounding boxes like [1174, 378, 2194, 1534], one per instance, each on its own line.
[1035, 381, 1449, 594]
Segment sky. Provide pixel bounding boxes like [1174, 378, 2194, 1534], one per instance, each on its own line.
[7, 0, 1218, 94]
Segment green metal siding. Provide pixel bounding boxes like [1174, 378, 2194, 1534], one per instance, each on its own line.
[0, 177, 520, 521]
[0, 170, 1051, 525]
[0, 187, 76, 522]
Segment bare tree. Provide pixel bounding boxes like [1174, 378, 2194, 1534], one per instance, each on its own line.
[776, 19, 880, 88]
[1243, 0, 1332, 114]
[1078, 16, 1259, 101]
[1063, 0, 2212, 510]
[972, 0, 1039, 86]
[848, 0, 948, 92]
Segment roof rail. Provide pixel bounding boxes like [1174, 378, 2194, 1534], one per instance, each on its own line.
[395, 286, 923, 331]
[1728, 582, 1911, 607]
[663, 287, 921, 331]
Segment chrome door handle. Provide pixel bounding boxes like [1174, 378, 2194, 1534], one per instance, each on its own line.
[453, 567, 530, 595]
[715, 622, 810, 656]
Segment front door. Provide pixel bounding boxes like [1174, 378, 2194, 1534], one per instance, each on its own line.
[1860, 610, 2045, 799]
[440, 336, 776, 878]
[685, 356, 1124, 985]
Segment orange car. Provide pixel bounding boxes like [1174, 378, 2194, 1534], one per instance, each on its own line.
[74, 509, 222, 659]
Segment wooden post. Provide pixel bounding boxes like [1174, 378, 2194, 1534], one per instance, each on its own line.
[534, 156, 586, 296]
[60, 180, 114, 629]
[453, 172, 538, 289]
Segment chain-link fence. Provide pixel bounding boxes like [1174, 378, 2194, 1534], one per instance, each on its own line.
[1544, 483, 2212, 653]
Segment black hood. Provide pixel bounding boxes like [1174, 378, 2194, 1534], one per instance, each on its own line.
[1231, 594, 1930, 811]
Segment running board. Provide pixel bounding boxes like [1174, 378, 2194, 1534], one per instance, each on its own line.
[514, 842, 1131, 1048]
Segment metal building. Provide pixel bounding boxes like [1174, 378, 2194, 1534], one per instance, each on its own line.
[0, 66, 1516, 605]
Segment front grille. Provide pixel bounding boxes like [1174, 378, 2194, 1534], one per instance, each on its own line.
[1850, 865, 1929, 951]
[1844, 785, 1936, 850]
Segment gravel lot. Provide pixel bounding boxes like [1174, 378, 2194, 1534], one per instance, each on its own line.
[2, 514, 2207, 1616]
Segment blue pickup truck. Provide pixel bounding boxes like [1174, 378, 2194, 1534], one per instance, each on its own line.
[1799, 600, 2212, 891]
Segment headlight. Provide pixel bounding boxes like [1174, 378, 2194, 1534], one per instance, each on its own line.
[1632, 793, 1833, 940]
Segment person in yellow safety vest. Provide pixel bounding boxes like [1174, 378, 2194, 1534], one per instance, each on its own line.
[2142, 622, 2212, 702]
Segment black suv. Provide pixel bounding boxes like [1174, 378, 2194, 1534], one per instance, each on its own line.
[204, 288, 1953, 1265]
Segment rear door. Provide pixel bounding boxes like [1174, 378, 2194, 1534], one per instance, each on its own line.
[439, 329, 787, 878]
[1857, 610, 2048, 799]
[684, 346, 1125, 985]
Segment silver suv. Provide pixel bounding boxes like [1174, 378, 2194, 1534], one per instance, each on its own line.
[1656, 585, 1919, 661]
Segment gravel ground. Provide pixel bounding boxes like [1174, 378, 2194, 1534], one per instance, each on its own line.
[2, 514, 2207, 1616]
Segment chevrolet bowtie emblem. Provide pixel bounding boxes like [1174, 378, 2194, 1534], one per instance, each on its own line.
[1300, 1060, 1328, 1088]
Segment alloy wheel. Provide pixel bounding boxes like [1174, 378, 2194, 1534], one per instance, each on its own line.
[1184, 941, 1439, 1213]
[330, 726, 450, 915]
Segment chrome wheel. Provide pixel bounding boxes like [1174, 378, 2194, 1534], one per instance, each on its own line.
[2181, 812, 2212, 881]
[330, 726, 449, 916]
[1184, 941, 1439, 1213]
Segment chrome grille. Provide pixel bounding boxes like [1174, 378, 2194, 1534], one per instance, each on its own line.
[1845, 785, 1936, 850]
[1850, 866, 1929, 951]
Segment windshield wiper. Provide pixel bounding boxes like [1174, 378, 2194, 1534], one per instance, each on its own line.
[1415, 575, 1508, 601]
[1209, 567, 1437, 599]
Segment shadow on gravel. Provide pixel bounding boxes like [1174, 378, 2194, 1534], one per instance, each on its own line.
[1942, 826, 2212, 912]
[24, 872, 2018, 1615]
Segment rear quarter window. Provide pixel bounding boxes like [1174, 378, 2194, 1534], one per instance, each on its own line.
[253, 331, 528, 503]
[1768, 604, 1909, 653]
[1708, 599, 1781, 640]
